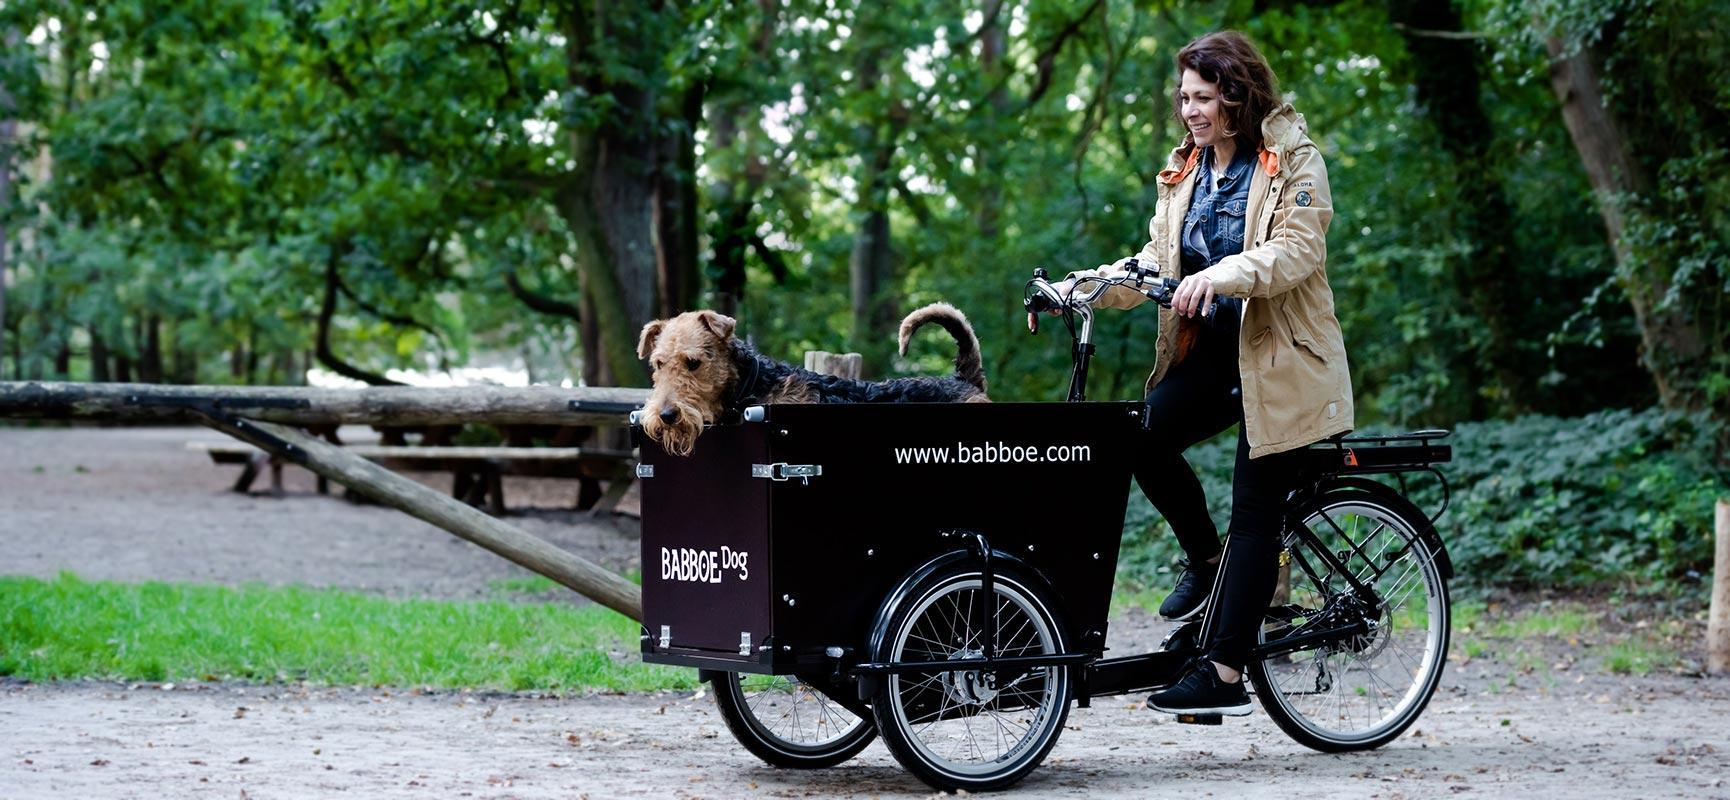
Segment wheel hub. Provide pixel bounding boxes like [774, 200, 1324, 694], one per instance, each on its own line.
[943, 648, 999, 705]
[1338, 597, 1389, 656]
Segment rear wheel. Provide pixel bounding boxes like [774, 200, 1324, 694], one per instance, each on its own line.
[871, 567, 1071, 792]
[711, 672, 875, 768]
[1248, 484, 1450, 751]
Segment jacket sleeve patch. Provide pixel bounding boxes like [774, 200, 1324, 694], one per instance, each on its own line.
[1296, 190, 1313, 207]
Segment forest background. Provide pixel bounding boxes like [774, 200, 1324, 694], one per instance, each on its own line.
[0, 0, 1725, 599]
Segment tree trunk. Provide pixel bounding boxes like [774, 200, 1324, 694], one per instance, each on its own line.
[555, 3, 668, 389]
[706, 0, 780, 320]
[976, 0, 1008, 243]
[1542, 33, 1704, 408]
[244, 325, 259, 384]
[654, 82, 704, 319]
[54, 340, 70, 378]
[90, 331, 110, 382]
[707, 108, 753, 320]
[0, 27, 13, 375]
[850, 138, 896, 375]
[317, 247, 404, 386]
[139, 316, 164, 383]
[171, 332, 196, 384]
[848, 48, 899, 376]
[1711, 499, 1730, 674]
[1390, 0, 1531, 414]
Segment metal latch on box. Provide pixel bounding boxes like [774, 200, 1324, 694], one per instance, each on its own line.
[751, 462, 822, 484]
[739, 632, 752, 655]
[659, 625, 670, 649]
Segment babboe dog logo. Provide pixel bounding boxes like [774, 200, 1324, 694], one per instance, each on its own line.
[661, 546, 749, 583]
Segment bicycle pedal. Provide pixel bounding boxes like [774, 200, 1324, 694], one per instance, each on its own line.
[1176, 713, 1223, 726]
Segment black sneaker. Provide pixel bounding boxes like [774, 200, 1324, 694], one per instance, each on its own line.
[1147, 658, 1253, 716]
[1158, 559, 1216, 621]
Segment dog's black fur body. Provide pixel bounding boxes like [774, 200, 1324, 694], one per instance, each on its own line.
[722, 338, 985, 414]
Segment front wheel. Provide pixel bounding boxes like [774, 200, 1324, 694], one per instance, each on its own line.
[871, 567, 1072, 792]
[710, 672, 876, 768]
[1248, 483, 1451, 752]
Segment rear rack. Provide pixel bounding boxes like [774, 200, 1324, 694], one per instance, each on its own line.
[1306, 429, 1451, 475]
[1304, 429, 1453, 525]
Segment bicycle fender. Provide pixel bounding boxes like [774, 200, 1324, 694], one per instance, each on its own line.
[864, 545, 1057, 667]
[1321, 477, 1454, 581]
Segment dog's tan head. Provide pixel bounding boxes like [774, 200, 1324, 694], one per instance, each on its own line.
[637, 310, 739, 456]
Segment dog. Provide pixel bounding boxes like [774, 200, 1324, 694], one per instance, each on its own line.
[636, 302, 989, 455]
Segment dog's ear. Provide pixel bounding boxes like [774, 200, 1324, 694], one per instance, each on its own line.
[696, 311, 737, 341]
[637, 320, 666, 360]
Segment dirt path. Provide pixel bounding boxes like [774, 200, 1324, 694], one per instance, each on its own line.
[4, 675, 1727, 799]
[3, 426, 1729, 798]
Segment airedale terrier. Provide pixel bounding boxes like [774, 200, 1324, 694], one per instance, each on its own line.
[636, 303, 989, 455]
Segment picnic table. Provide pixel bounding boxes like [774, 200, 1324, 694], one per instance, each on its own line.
[189, 440, 637, 515]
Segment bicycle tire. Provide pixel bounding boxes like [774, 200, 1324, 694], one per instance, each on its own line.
[1247, 481, 1451, 752]
[710, 672, 876, 769]
[870, 566, 1071, 792]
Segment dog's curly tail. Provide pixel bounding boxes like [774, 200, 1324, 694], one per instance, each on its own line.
[897, 302, 987, 393]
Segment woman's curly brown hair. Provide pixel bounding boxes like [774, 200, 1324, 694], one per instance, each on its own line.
[1173, 31, 1280, 154]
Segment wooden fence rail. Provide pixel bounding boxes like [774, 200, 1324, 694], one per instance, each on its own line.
[0, 381, 649, 426]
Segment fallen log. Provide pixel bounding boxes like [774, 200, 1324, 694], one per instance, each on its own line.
[0, 381, 649, 426]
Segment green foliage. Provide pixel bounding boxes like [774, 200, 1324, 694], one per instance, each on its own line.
[0, 572, 693, 692]
[1418, 408, 1726, 590]
[1114, 408, 1725, 594]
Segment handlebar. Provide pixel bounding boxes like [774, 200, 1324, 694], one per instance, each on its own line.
[1023, 259, 1217, 329]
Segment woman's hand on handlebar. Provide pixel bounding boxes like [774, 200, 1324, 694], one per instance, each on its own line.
[1171, 274, 1216, 319]
[1026, 277, 1077, 332]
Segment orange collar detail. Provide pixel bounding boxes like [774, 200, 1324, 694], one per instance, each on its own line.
[1159, 145, 1279, 185]
[1157, 146, 1201, 186]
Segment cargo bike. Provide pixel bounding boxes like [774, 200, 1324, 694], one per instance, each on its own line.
[631, 264, 1456, 792]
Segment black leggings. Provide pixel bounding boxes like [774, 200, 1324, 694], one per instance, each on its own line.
[1134, 324, 1307, 671]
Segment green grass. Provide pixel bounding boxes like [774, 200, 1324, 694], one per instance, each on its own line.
[1601, 638, 1681, 675]
[488, 570, 643, 598]
[1109, 582, 1167, 617]
[1454, 600, 1601, 638]
[0, 573, 695, 693]
[487, 575, 566, 596]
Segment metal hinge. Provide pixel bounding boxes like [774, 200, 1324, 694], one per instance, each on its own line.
[751, 462, 822, 484]
[739, 632, 752, 656]
[636, 464, 655, 478]
[659, 625, 670, 649]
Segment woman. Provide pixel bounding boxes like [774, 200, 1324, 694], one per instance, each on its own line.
[1044, 31, 1353, 715]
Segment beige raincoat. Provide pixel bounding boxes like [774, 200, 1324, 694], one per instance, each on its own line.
[1067, 103, 1353, 458]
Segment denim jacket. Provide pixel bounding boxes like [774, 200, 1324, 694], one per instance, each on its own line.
[1180, 145, 1252, 331]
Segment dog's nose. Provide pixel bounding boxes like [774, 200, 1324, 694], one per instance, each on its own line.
[659, 407, 680, 424]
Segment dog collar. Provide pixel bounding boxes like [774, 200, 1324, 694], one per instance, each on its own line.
[723, 341, 762, 414]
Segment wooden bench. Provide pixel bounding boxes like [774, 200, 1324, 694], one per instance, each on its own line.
[189, 442, 637, 515]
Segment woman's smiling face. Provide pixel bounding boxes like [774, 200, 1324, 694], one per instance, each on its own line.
[1179, 69, 1225, 147]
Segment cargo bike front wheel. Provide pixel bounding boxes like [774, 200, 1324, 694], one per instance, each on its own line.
[869, 566, 1073, 792]
[711, 673, 876, 768]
